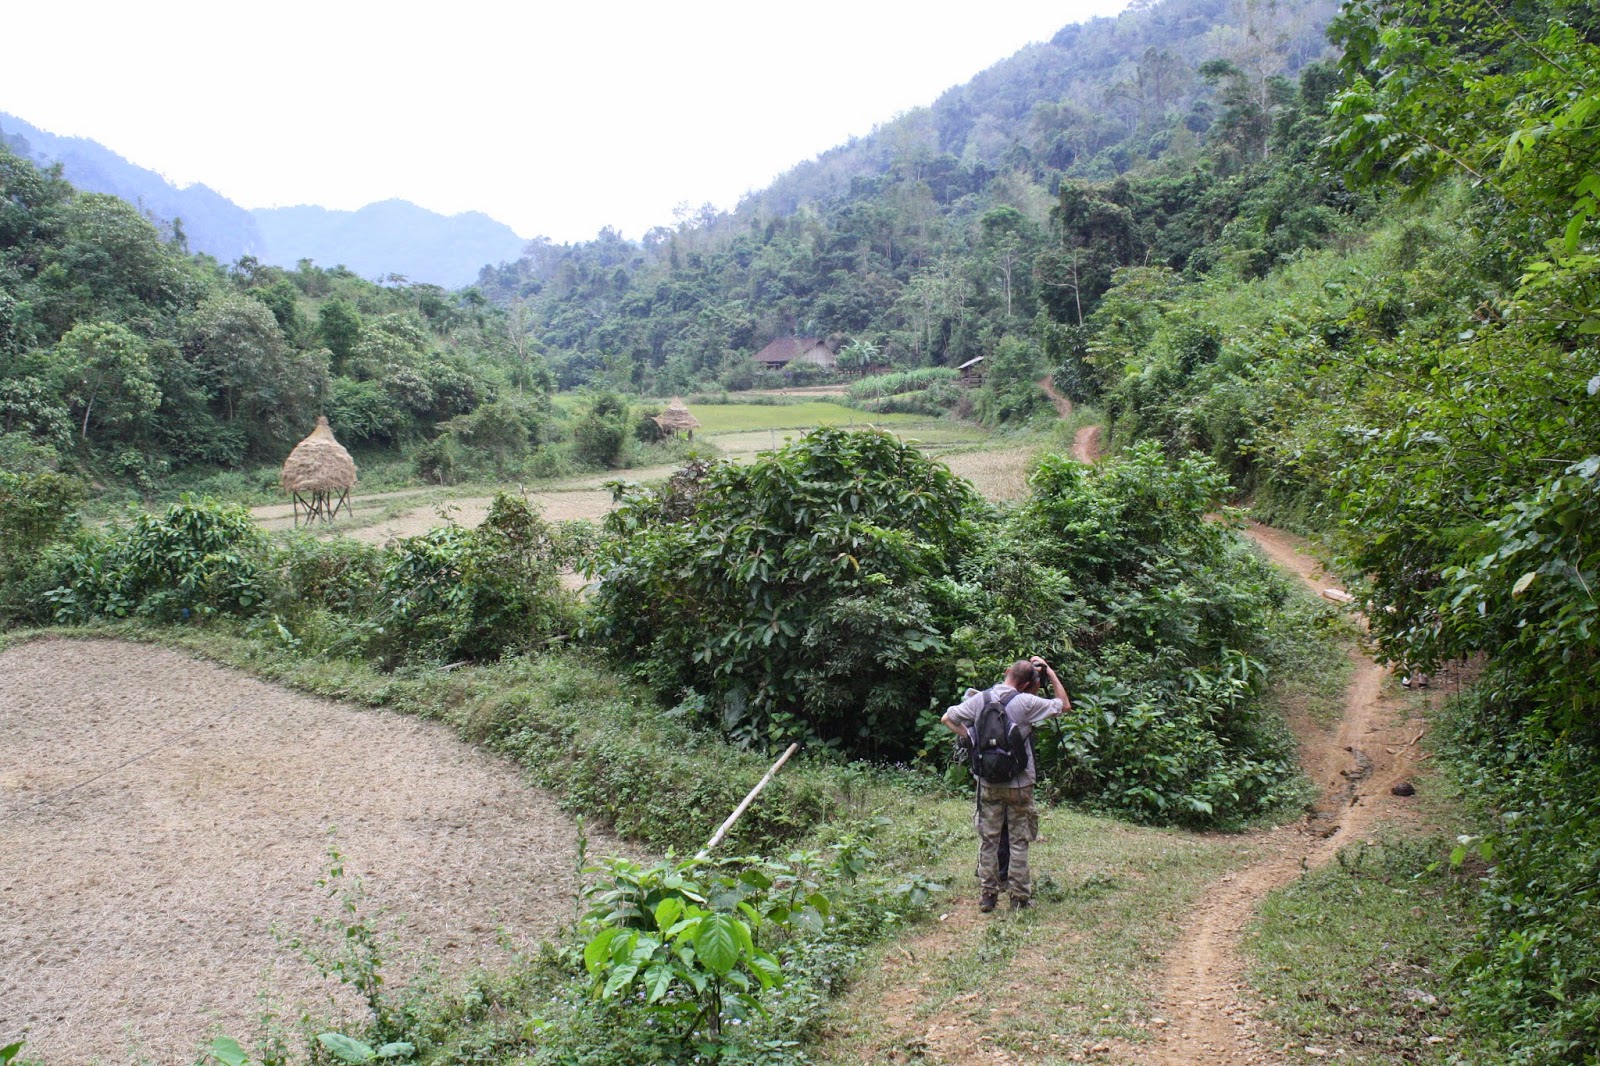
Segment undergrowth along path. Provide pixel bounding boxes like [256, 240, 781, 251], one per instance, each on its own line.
[1140, 523, 1430, 1065]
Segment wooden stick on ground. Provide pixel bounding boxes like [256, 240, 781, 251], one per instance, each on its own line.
[697, 742, 800, 860]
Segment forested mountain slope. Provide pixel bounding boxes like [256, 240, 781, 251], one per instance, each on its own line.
[0, 112, 266, 263]
[0, 142, 565, 487]
[475, 0, 1346, 393]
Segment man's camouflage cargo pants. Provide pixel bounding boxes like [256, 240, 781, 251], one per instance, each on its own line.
[976, 783, 1038, 903]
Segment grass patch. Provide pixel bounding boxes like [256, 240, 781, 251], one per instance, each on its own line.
[1246, 835, 1498, 1063]
[690, 401, 930, 434]
[816, 802, 1260, 1063]
[1261, 580, 1358, 734]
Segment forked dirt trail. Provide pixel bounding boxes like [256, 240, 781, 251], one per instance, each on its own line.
[1141, 523, 1427, 1065]
[0, 638, 630, 1064]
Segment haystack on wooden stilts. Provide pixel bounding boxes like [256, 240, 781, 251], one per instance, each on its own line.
[281, 416, 358, 527]
[652, 398, 701, 440]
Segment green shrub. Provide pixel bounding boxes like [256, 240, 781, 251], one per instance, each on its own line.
[43, 497, 266, 623]
[588, 427, 978, 757]
[0, 468, 86, 624]
[571, 392, 630, 469]
[1439, 684, 1600, 1064]
[270, 533, 387, 617]
[366, 493, 576, 666]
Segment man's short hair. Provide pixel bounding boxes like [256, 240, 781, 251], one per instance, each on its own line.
[1005, 659, 1038, 690]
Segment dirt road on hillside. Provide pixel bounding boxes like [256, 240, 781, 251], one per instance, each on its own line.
[0, 638, 630, 1064]
[1141, 523, 1429, 1065]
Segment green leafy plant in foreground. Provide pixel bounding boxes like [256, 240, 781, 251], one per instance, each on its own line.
[315, 1032, 415, 1064]
[579, 857, 829, 1054]
[284, 844, 398, 1037]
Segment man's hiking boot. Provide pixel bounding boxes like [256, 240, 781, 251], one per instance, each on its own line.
[979, 893, 998, 913]
[1010, 897, 1030, 911]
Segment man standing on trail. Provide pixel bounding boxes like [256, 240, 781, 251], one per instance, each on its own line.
[942, 656, 1068, 913]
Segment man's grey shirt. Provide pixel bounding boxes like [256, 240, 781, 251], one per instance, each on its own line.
[944, 683, 1062, 788]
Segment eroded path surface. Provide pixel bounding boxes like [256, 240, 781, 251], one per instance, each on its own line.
[1142, 524, 1427, 1065]
[0, 637, 627, 1064]
[1072, 424, 1103, 465]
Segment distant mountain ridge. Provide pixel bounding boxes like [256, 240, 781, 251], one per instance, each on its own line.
[249, 200, 529, 288]
[0, 112, 528, 287]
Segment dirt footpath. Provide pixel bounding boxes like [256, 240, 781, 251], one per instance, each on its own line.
[0, 638, 624, 1064]
[1142, 523, 1431, 1065]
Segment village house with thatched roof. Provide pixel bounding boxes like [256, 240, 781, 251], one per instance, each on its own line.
[652, 398, 701, 439]
[281, 416, 357, 525]
[753, 336, 837, 371]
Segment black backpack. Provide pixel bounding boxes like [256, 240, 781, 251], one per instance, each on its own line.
[970, 690, 1029, 783]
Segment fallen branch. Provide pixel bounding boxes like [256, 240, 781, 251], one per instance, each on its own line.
[697, 742, 801, 859]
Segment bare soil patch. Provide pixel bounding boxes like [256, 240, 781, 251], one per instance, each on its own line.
[0, 637, 627, 1064]
[1072, 425, 1103, 465]
[942, 447, 1037, 501]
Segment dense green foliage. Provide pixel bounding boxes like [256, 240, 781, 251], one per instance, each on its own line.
[589, 430, 978, 757]
[0, 140, 690, 491]
[591, 429, 1300, 825]
[4, 0, 1596, 1056]
[29, 493, 579, 668]
[1032, 0, 1599, 1055]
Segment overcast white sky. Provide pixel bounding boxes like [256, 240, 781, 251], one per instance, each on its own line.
[3, 0, 1130, 244]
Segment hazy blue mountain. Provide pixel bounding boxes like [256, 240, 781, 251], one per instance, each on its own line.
[0, 111, 265, 261]
[0, 112, 528, 287]
[250, 201, 529, 287]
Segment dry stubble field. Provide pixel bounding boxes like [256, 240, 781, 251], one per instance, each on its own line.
[0, 638, 631, 1064]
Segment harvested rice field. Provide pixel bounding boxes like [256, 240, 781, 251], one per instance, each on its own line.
[0, 637, 630, 1064]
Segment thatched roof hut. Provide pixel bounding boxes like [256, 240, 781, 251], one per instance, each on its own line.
[282, 417, 357, 494]
[652, 398, 701, 437]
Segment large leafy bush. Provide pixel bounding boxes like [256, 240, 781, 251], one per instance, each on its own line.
[367, 492, 576, 666]
[589, 427, 977, 756]
[951, 443, 1299, 823]
[45, 497, 267, 623]
[591, 430, 1298, 825]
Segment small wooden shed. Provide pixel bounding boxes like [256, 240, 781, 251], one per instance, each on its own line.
[281, 416, 358, 526]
